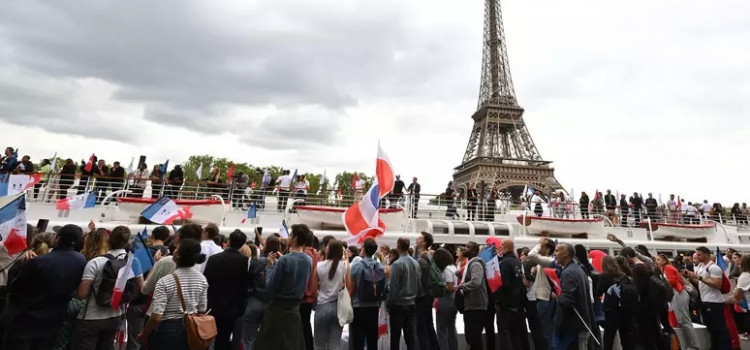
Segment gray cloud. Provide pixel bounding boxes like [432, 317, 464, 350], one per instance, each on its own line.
[0, 0, 470, 143]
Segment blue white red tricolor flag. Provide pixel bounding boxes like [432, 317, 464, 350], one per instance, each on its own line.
[278, 219, 289, 238]
[242, 203, 257, 224]
[111, 252, 135, 310]
[56, 191, 96, 210]
[133, 227, 154, 274]
[140, 197, 193, 224]
[342, 144, 395, 244]
[159, 160, 169, 177]
[0, 194, 27, 255]
[0, 173, 42, 197]
[479, 243, 502, 293]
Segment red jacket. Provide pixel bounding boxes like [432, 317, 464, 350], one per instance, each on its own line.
[664, 264, 684, 294]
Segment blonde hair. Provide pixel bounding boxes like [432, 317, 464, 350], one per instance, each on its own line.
[30, 233, 55, 255]
[81, 229, 109, 261]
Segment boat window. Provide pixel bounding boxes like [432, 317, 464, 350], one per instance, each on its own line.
[656, 250, 674, 258]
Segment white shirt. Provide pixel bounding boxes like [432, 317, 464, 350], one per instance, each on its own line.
[317, 260, 347, 304]
[294, 180, 309, 193]
[524, 265, 536, 301]
[443, 265, 458, 285]
[199, 240, 224, 272]
[701, 203, 713, 213]
[737, 272, 750, 304]
[696, 262, 725, 303]
[276, 175, 292, 188]
[685, 205, 698, 216]
[531, 195, 542, 204]
[667, 200, 677, 211]
[355, 179, 365, 190]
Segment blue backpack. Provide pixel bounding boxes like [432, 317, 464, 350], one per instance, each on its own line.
[356, 260, 386, 303]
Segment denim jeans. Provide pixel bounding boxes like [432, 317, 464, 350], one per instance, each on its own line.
[436, 296, 458, 350]
[147, 319, 187, 350]
[537, 299, 556, 350]
[242, 297, 266, 350]
[313, 301, 343, 350]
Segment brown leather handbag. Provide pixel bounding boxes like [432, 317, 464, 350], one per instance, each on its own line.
[173, 273, 217, 350]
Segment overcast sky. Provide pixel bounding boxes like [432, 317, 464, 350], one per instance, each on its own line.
[1, 0, 749, 204]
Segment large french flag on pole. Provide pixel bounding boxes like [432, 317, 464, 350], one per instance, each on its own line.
[111, 252, 135, 310]
[56, 191, 97, 210]
[140, 197, 193, 224]
[342, 143, 395, 244]
[479, 243, 502, 293]
[0, 194, 28, 255]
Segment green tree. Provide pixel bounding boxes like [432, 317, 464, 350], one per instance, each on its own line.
[334, 172, 373, 193]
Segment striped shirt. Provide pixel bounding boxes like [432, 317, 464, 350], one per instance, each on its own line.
[151, 267, 208, 320]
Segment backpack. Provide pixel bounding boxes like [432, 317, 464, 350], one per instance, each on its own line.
[356, 260, 386, 303]
[613, 275, 640, 313]
[94, 254, 138, 308]
[422, 255, 447, 298]
[648, 274, 674, 306]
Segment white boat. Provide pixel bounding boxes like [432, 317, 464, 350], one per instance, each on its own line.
[115, 197, 226, 224]
[293, 205, 407, 231]
[516, 214, 606, 237]
[646, 221, 718, 240]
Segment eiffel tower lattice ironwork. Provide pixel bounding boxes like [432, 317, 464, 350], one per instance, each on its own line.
[453, 0, 563, 198]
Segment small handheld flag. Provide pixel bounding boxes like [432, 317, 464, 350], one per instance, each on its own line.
[479, 244, 502, 292]
[0, 194, 27, 255]
[320, 170, 327, 186]
[159, 160, 169, 177]
[56, 191, 97, 210]
[133, 227, 154, 274]
[351, 173, 359, 190]
[227, 164, 235, 180]
[242, 203, 257, 224]
[126, 157, 134, 175]
[111, 252, 135, 310]
[140, 197, 193, 224]
[195, 164, 203, 180]
[84, 154, 96, 173]
[289, 169, 298, 190]
[279, 219, 289, 238]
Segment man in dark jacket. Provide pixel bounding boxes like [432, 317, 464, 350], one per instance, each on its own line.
[415, 232, 439, 350]
[0, 224, 85, 349]
[203, 230, 250, 350]
[604, 190, 617, 223]
[495, 239, 527, 350]
[553, 242, 593, 350]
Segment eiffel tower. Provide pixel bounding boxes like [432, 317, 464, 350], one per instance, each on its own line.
[453, 0, 563, 198]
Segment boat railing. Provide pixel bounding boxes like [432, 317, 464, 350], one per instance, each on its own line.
[12, 172, 749, 228]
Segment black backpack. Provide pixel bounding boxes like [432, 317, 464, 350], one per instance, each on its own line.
[648, 274, 674, 306]
[421, 255, 447, 298]
[355, 260, 387, 303]
[615, 275, 640, 313]
[94, 254, 138, 308]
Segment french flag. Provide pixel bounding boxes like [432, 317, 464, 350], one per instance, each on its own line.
[242, 203, 257, 224]
[343, 182, 385, 244]
[479, 243, 502, 293]
[278, 219, 289, 238]
[342, 144, 395, 243]
[111, 252, 135, 309]
[0, 173, 42, 197]
[141, 197, 193, 224]
[56, 191, 97, 210]
[377, 301, 389, 338]
[0, 194, 27, 255]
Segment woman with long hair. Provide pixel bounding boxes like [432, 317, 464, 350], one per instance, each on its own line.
[312, 239, 352, 350]
[597, 255, 638, 350]
[80, 229, 108, 261]
[433, 248, 458, 350]
[140, 239, 208, 350]
[656, 254, 699, 349]
[242, 236, 281, 350]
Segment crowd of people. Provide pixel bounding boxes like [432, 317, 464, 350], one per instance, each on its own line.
[2, 217, 750, 350]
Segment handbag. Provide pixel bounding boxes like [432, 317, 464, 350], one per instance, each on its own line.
[173, 273, 217, 350]
[337, 270, 354, 327]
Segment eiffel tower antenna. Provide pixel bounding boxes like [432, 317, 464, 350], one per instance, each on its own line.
[454, 0, 563, 198]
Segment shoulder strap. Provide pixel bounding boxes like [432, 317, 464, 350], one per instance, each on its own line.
[172, 272, 187, 313]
